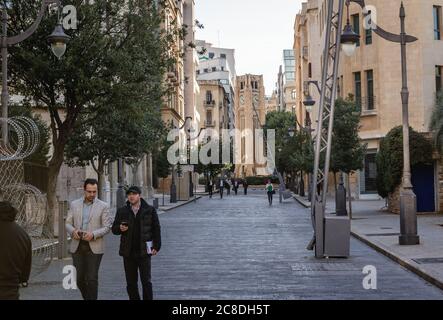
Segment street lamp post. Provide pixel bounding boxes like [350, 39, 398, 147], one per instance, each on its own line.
[1, 0, 70, 144]
[303, 80, 320, 203]
[341, 0, 419, 245]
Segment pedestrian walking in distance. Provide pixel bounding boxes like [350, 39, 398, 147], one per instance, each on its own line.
[265, 180, 275, 206]
[208, 179, 213, 198]
[112, 186, 161, 300]
[65, 178, 112, 300]
[225, 180, 231, 196]
[243, 179, 248, 195]
[219, 178, 224, 199]
[233, 179, 239, 195]
[0, 202, 32, 300]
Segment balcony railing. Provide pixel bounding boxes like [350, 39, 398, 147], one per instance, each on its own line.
[204, 100, 215, 107]
[205, 120, 216, 127]
[355, 96, 376, 113]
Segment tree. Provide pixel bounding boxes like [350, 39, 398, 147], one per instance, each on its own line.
[329, 97, 366, 178]
[376, 126, 433, 199]
[430, 92, 443, 154]
[65, 109, 166, 199]
[7, 0, 178, 229]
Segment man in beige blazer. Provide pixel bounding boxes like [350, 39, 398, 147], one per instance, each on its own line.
[66, 178, 112, 300]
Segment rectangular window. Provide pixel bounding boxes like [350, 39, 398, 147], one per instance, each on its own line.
[354, 72, 362, 105]
[240, 82, 244, 90]
[206, 90, 212, 103]
[221, 66, 225, 71]
[209, 52, 215, 59]
[434, 6, 442, 40]
[436, 66, 442, 92]
[365, 11, 372, 45]
[204, 68, 208, 73]
[366, 70, 374, 110]
[220, 53, 226, 59]
[212, 67, 217, 72]
[352, 14, 361, 47]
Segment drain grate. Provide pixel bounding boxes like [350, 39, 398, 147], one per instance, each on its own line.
[365, 233, 399, 237]
[412, 257, 443, 264]
[380, 227, 393, 230]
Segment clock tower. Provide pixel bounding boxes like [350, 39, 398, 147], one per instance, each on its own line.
[235, 74, 266, 177]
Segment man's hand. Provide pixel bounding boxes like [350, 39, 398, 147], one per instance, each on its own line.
[120, 224, 129, 233]
[82, 232, 94, 242]
[151, 249, 158, 256]
[72, 229, 82, 240]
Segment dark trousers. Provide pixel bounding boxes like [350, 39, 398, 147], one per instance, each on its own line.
[208, 186, 213, 198]
[234, 187, 238, 195]
[220, 187, 224, 199]
[72, 241, 103, 300]
[123, 255, 153, 300]
[0, 287, 19, 300]
[267, 192, 273, 205]
[244, 187, 248, 195]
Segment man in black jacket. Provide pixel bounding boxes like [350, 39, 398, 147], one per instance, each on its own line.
[112, 186, 161, 300]
[0, 201, 32, 300]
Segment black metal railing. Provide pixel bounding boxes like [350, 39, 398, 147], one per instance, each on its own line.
[355, 96, 376, 112]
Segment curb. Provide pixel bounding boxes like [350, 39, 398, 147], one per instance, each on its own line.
[351, 231, 443, 291]
[159, 195, 202, 212]
[293, 195, 311, 208]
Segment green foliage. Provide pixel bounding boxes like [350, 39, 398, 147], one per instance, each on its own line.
[329, 97, 367, 174]
[263, 111, 314, 175]
[7, 0, 180, 178]
[430, 92, 443, 154]
[376, 126, 433, 198]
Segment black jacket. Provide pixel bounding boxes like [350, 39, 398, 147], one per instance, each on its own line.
[0, 212, 32, 290]
[112, 199, 161, 258]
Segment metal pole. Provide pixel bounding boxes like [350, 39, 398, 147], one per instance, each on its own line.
[116, 159, 125, 208]
[1, 9, 8, 145]
[398, 2, 419, 245]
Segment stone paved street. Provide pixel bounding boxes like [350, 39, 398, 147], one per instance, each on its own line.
[21, 191, 443, 300]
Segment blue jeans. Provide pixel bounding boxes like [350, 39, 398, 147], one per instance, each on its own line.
[72, 241, 103, 300]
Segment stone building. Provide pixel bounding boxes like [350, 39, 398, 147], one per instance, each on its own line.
[294, 0, 443, 212]
[234, 74, 267, 177]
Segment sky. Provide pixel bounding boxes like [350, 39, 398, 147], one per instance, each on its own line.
[195, 0, 302, 96]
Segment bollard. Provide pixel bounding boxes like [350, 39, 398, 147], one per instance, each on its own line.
[153, 198, 159, 210]
[335, 174, 348, 216]
[57, 201, 69, 259]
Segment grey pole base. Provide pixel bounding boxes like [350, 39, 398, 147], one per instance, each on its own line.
[399, 234, 420, 245]
[399, 189, 420, 245]
[335, 178, 347, 216]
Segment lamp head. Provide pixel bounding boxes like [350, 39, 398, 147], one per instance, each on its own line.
[47, 23, 70, 59]
[340, 23, 359, 57]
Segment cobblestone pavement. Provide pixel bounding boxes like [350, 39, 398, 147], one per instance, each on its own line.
[21, 191, 443, 300]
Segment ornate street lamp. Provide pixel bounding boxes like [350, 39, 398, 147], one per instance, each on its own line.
[1, 0, 69, 144]
[340, 1, 360, 57]
[47, 22, 71, 59]
[341, 0, 419, 245]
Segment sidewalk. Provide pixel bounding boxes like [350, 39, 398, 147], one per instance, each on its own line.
[293, 194, 443, 290]
[152, 193, 202, 214]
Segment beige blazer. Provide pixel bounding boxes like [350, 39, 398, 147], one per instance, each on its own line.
[65, 198, 112, 255]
